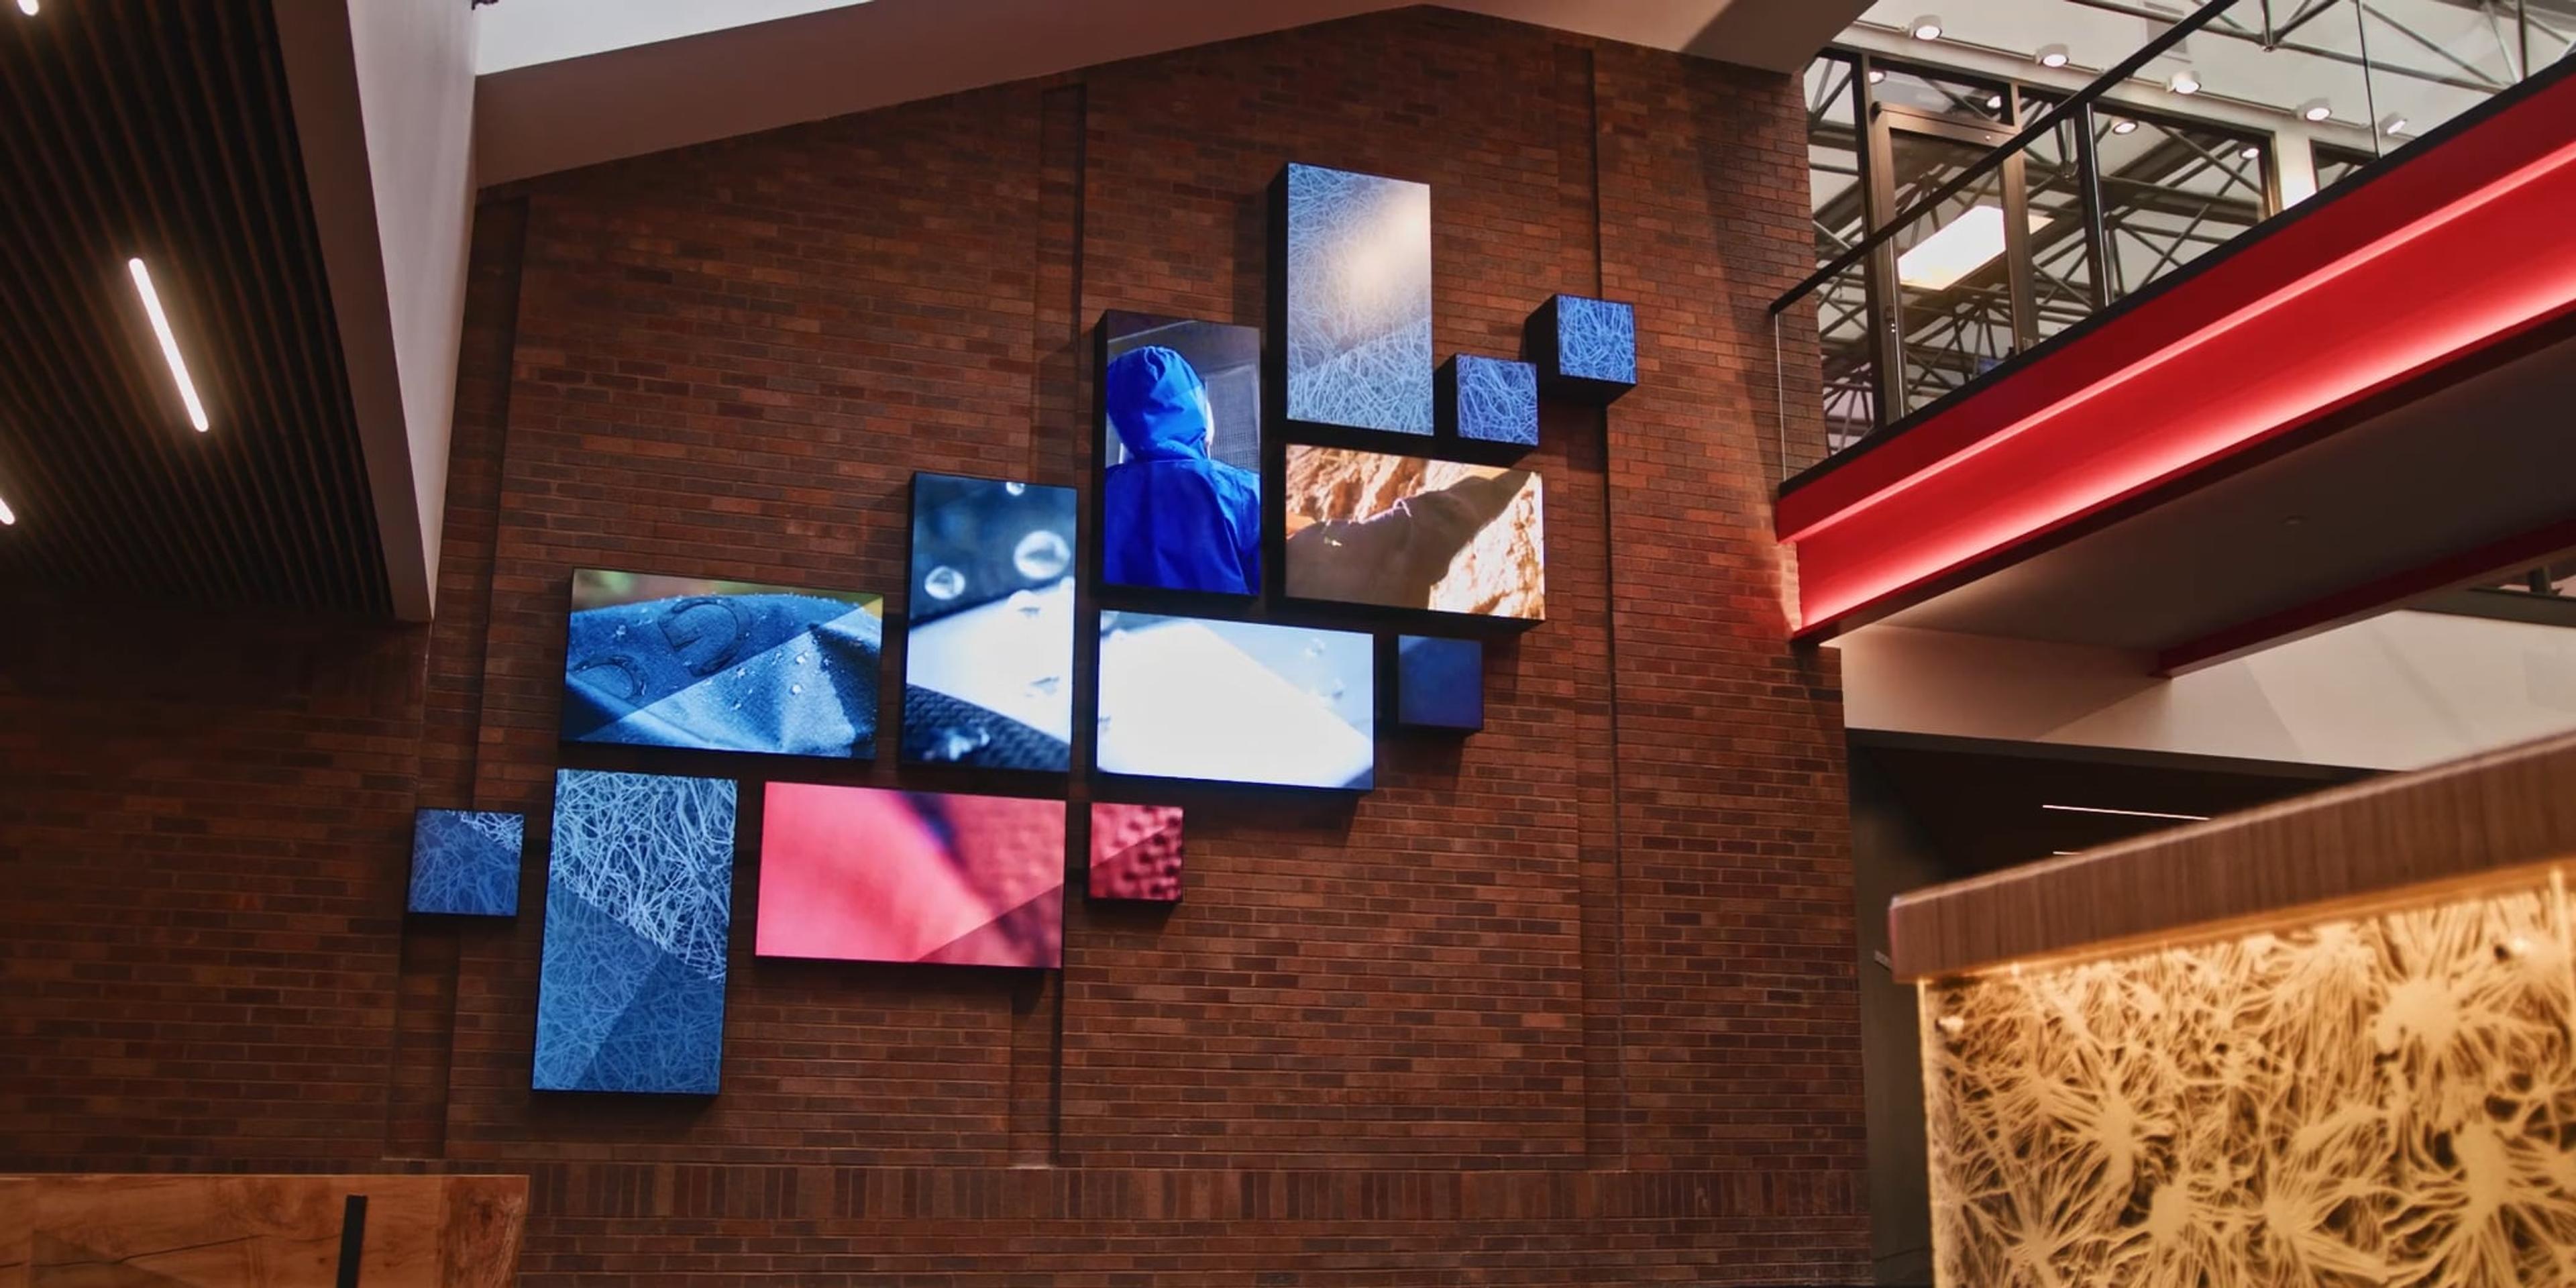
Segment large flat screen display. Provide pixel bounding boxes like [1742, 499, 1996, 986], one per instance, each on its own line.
[533, 768, 738, 1095]
[1099, 311, 1263, 596]
[561, 570, 884, 758]
[1282, 445, 1544, 621]
[902, 472, 1077, 771]
[1095, 613, 1375, 790]
[757, 783, 1065, 969]
[1281, 163, 1433, 436]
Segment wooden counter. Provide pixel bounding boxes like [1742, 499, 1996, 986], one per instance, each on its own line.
[0, 1173, 525, 1288]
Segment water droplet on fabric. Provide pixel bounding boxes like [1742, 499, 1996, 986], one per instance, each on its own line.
[1013, 529, 1070, 580]
[924, 566, 966, 600]
[794, 652, 808, 666]
[1026, 675, 1061, 696]
[1305, 636, 1328, 657]
[1008, 589, 1042, 617]
[1004, 481, 1028, 496]
[790, 684, 803, 696]
[926, 724, 991, 761]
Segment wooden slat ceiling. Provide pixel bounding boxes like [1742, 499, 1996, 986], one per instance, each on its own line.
[0, 0, 390, 615]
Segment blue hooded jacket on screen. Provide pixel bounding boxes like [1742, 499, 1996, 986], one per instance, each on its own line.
[1102, 345, 1262, 595]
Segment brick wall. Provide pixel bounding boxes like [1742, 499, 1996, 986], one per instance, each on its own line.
[0, 9, 1863, 1283]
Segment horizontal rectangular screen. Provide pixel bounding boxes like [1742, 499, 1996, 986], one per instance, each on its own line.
[757, 783, 1065, 969]
[1099, 311, 1264, 596]
[535, 768, 738, 1095]
[902, 473, 1077, 771]
[1095, 614, 1374, 790]
[1283, 445, 1544, 620]
[562, 569, 883, 757]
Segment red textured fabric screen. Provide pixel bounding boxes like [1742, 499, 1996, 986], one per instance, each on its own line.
[758, 783, 1066, 968]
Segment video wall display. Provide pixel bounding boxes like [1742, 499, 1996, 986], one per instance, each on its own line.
[407, 808, 524, 917]
[1089, 803, 1184, 903]
[1096, 613, 1375, 790]
[534, 769, 739, 1095]
[1441, 354, 1539, 450]
[1099, 312, 1265, 597]
[1394, 635, 1485, 733]
[1282, 445, 1545, 621]
[561, 570, 884, 759]
[1281, 163, 1434, 437]
[757, 783, 1065, 969]
[902, 473, 1077, 771]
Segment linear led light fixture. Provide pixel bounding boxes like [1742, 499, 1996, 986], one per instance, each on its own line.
[128, 258, 209, 433]
[2041, 803, 2212, 822]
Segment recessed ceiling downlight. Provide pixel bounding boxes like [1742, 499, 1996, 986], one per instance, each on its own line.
[0, 494, 15, 525]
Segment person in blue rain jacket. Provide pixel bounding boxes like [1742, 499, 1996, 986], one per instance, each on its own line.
[1102, 345, 1262, 595]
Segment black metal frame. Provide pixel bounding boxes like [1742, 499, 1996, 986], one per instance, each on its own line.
[1778, 1, 2576, 496]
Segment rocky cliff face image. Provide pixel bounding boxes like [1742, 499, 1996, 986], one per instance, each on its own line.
[1283, 446, 1544, 620]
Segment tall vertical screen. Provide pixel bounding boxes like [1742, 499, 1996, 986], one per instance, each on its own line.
[902, 473, 1078, 770]
[1097, 311, 1265, 596]
[533, 768, 739, 1094]
[1281, 163, 1433, 437]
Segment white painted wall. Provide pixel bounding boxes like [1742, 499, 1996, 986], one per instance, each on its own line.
[276, 0, 478, 620]
[1837, 610, 2576, 771]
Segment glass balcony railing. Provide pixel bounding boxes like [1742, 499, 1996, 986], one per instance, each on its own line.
[1776, 0, 2576, 482]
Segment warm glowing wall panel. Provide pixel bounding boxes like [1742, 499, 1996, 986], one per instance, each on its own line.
[1923, 866, 2576, 1286]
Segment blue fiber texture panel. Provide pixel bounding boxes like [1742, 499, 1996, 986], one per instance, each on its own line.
[407, 809, 523, 916]
[534, 768, 737, 1094]
[1556, 296, 1637, 386]
[1283, 164, 1434, 435]
[1453, 356, 1538, 447]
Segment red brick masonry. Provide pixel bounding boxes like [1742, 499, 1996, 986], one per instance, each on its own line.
[0, 9, 1861, 1284]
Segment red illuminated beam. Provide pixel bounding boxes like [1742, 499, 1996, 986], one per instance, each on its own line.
[1779, 71, 2576, 640]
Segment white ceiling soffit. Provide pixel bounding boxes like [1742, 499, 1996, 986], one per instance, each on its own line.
[474, 0, 1868, 187]
[276, 0, 478, 621]
[474, 0, 877, 74]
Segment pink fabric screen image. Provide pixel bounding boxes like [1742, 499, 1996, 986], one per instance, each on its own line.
[1089, 804, 1183, 902]
[756, 783, 1067, 968]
